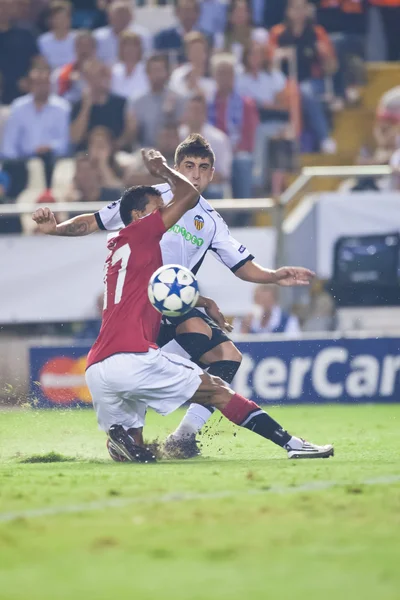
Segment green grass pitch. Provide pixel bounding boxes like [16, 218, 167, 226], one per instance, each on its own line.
[0, 404, 400, 600]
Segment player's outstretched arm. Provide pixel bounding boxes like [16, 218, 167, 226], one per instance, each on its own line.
[32, 207, 99, 236]
[141, 149, 199, 229]
[235, 260, 315, 287]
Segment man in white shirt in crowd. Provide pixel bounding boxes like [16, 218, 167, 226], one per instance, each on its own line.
[38, 1, 76, 70]
[3, 67, 70, 159]
[178, 94, 232, 198]
[2, 66, 70, 196]
[234, 285, 301, 335]
[95, 1, 151, 66]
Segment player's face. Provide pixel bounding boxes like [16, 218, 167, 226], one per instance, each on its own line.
[175, 156, 214, 193]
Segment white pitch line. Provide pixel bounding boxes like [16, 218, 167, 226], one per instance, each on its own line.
[0, 475, 399, 524]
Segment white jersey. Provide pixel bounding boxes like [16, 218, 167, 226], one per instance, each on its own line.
[95, 183, 254, 274]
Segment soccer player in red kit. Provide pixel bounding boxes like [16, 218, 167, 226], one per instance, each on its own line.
[84, 149, 334, 462]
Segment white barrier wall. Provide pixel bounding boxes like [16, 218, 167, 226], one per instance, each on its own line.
[284, 192, 400, 279]
[0, 228, 276, 323]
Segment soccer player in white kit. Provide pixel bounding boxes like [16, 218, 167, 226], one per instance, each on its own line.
[33, 134, 325, 460]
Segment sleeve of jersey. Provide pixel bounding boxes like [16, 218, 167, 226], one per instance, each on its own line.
[94, 200, 124, 231]
[210, 214, 254, 272]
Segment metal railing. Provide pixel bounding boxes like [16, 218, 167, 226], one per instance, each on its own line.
[0, 198, 275, 215]
[280, 164, 393, 207]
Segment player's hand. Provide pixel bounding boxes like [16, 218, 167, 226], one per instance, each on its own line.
[203, 298, 233, 333]
[141, 148, 169, 178]
[273, 266, 315, 287]
[32, 207, 57, 235]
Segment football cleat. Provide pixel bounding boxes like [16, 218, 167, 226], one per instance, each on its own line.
[285, 440, 334, 459]
[163, 433, 201, 459]
[108, 424, 157, 463]
[107, 438, 129, 462]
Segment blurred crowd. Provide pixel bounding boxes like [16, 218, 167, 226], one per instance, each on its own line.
[0, 0, 398, 233]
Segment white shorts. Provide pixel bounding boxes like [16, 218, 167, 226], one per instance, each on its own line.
[85, 348, 203, 432]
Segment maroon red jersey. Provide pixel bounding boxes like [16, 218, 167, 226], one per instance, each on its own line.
[87, 210, 166, 368]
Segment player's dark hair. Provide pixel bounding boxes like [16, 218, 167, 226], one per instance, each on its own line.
[119, 186, 162, 226]
[174, 133, 215, 167]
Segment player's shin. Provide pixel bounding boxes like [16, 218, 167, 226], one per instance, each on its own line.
[219, 393, 301, 448]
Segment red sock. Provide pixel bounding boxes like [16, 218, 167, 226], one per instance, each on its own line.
[221, 393, 291, 447]
[221, 393, 261, 425]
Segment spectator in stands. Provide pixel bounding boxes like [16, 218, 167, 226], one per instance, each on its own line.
[238, 40, 290, 190]
[70, 58, 135, 151]
[52, 29, 96, 103]
[178, 94, 232, 198]
[312, 0, 366, 105]
[2, 67, 70, 196]
[208, 53, 259, 199]
[369, 0, 400, 61]
[169, 32, 216, 102]
[132, 54, 186, 148]
[215, 0, 268, 63]
[64, 152, 121, 205]
[86, 125, 123, 189]
[38, 1, 76, 70]
[197, 0, 227, 36]
[94, 1, 151, 66]
[111, 31, 149, 101]
[267, 0, 337, 153]
[154, 0, 201, 64]
[124, 123, 181, 187]
[0, 0, 39, 104]
[234, 285, 301, 335]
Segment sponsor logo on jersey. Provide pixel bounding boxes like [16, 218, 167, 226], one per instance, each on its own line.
[194, 215, 204, 231]
[168, 224, 204, 247]
[107, 201, 118, 209]
[238, 245, 246, 254]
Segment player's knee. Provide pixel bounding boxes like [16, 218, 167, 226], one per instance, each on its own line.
[200, 341, 242, 365]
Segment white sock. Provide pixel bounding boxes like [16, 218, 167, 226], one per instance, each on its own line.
[171, 404, 213, 439]
[286, 436, 303, 450]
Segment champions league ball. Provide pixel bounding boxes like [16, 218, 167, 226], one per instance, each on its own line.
[148, 264, 200, 317]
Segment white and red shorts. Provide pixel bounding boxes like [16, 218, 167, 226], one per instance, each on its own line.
[85, 348, 203, 432]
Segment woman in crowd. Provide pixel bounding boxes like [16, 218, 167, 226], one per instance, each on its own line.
[111, 31, 149, 101]
[169, 31, 216, 102]
[215, 0, 268, 64]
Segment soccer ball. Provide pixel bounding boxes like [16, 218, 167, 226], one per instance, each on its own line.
[148, 264, 199, 317]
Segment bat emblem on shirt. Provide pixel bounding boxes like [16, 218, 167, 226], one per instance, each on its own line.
[194, 215, 204, 231]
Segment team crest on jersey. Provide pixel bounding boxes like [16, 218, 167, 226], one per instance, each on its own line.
[194, 215, 204, 231]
